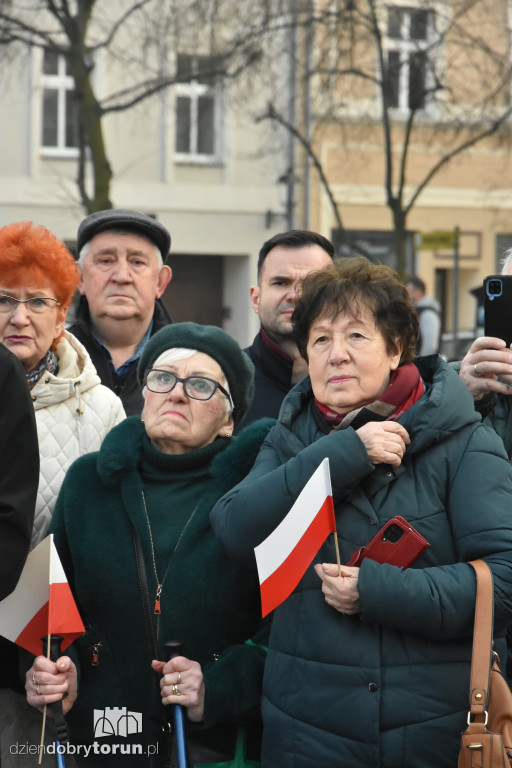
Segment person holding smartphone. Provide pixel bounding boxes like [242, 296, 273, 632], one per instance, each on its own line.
[456, 250, 512, 684]
[458, 251, 512, 428]
[211, 256, 512, 768]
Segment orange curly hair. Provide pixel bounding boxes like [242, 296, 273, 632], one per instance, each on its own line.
[0, 221, 79, 345]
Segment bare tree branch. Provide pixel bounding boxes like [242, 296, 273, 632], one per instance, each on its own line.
[405, 109, 512, 215]
[256, 102, 347, 238]
[86, 0, 153, 56]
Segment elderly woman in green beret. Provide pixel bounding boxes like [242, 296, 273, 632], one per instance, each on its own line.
[26, 322, 274, 767]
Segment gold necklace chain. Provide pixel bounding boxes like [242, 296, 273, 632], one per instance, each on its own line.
[141, 490, 162, 615]
[140, 489, 199, 616]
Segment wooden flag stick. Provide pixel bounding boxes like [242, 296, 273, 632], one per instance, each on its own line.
[333, 531, 342, 577]
[37, 632, 51, 765]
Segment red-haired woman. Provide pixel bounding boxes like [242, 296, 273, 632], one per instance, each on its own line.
[0, 222, 125, 766]
[0, 221, 125, 548]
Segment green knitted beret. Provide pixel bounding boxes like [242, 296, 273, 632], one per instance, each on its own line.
[138, 322, 254, 426]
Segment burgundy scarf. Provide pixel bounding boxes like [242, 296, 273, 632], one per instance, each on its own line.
[315, 362, 424, 430]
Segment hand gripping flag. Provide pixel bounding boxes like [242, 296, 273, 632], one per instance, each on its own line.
[255, 458, 336, 617]
[0, 534, 84, 655]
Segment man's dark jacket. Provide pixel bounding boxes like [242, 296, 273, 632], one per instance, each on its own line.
[0, 345, 38, 689]
[240, 329, 294, 430]
[69, 297, 172, 416]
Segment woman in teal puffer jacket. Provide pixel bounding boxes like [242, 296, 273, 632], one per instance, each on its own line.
[211, 257, 512, 768]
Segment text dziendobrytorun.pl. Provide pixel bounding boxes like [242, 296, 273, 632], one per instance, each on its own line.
[10, 742, 159, 758]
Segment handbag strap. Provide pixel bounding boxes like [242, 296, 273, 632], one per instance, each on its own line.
[468, 559, 494, 719]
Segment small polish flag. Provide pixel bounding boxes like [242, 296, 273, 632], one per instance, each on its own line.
[0, 534, 85, 656]
[255, 458, 336, 617]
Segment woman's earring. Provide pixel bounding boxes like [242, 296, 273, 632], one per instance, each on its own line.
[224, 433, 231, 438]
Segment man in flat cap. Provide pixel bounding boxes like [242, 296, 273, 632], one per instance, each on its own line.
[69, 209, 173, 416]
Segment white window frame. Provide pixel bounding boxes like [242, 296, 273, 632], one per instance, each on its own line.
[41, 51, 79, 158]
[174, 54, 223, 165]
[384, 5, 436, 116]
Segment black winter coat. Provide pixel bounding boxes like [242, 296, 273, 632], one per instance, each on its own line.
[0, 344, 39, 689]
[239, 330, 294, 430]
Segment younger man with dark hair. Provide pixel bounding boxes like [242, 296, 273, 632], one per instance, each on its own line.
[241, 230, 334, 428]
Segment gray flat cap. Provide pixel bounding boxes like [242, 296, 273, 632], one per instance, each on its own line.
[77, 209, 171, 262]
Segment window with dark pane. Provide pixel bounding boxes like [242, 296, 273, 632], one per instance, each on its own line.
[42, 90, 58, 146]
[177, 54, 193, 80]
[43, 49, 59, 75]
[198, 96, 214, 154]
[176, 97, 191, 152]
[385, 5, 433, 113]
[410, 9, 429, 41]
[388, 7, 403, 39]
[41, 51, 78, 150]
[174, 52, 220, 159]
[409, 51, 426, 110]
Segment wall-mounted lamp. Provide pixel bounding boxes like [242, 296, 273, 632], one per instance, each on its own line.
[264, 167, 298, 229]
[264, 209, 288, 229]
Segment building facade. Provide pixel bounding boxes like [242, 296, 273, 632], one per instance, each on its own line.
[302, 0, 512, 348]
[1, 0, 511, 352]
[0, 0, 296, 347]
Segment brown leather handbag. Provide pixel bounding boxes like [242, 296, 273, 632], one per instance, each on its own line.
[458, 559, 512, 768]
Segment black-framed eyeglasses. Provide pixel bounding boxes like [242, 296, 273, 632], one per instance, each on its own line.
[0, 294, 60, 314]
[144, 369, 233, 408]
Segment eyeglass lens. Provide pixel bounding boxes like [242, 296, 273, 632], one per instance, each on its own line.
[146, 370, 218, 399]
[0, 295, 59, 313]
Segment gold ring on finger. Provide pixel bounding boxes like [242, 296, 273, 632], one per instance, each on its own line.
[474, 364, 481, 376]
[32, 672, 37, 685]
[177, 672, 181, 684]
[36, 684, 41, 695]
[172, 684, 181, 696]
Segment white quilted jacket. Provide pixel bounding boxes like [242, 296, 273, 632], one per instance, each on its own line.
[30, 331, 126, 548]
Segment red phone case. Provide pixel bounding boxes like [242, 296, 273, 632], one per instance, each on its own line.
[346, 515, 430, 568]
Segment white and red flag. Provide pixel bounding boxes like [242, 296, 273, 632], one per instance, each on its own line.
[255, 457, 336, 617]
[0, 534, 85, 656]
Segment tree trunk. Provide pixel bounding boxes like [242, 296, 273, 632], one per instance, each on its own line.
[392, 209, 408, 280]
[67, 0, 113, 213]
[81, 76, 113, 213]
